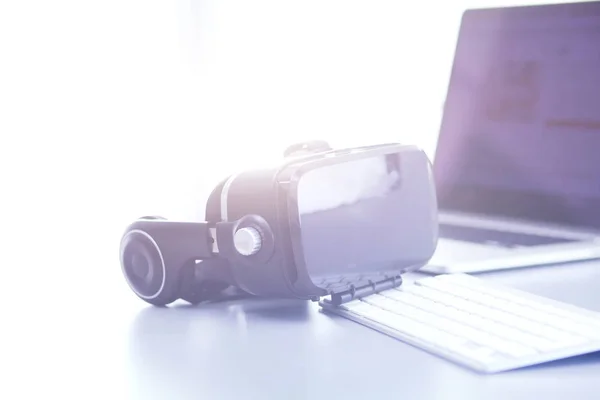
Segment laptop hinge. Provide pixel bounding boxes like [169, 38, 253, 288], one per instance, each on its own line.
[325, 275, 403, 306]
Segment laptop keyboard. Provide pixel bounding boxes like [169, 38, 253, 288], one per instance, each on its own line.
[438, 224, 578, 247]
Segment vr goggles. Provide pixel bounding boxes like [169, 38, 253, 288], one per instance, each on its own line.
[119, 142, 438, 306]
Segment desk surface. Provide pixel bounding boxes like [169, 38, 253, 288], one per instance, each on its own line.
[10, 255, 600, 400]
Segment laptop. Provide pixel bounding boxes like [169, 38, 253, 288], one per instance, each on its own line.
[422, 1, 600, 274]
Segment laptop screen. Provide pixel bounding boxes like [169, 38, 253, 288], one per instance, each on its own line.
[434, 1, 600, 230]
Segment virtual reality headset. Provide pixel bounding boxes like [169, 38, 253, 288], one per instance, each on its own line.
[119, 142, 439, 306]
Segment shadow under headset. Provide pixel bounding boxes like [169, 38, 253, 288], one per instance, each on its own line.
[119, 141, 439, 306]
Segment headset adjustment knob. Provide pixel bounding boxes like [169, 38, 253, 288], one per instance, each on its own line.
[233, 227, 263, 256]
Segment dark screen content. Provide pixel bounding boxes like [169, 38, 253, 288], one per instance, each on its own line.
[296, 153, 433, 287]
[434, 2, 600, 229]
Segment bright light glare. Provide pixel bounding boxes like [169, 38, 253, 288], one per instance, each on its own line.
[1, 0, 460, 226]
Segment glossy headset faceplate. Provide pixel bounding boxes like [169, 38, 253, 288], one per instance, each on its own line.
[218, 143, 439, 300]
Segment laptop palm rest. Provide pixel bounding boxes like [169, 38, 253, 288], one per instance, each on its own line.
[423, 223, 600, 274]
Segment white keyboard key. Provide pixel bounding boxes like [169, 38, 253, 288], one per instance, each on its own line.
[322, 274, 600, 373]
